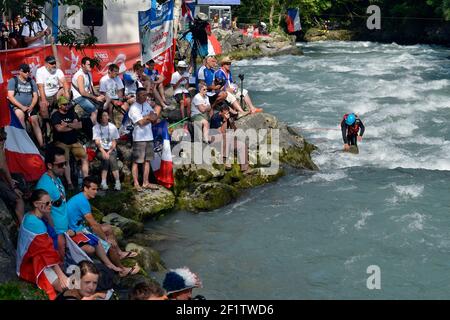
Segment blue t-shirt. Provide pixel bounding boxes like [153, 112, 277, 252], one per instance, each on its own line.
[204, 67, 215, 87]
[67, 192, 91, 232]
[36, 173, 68, 235]
[22, 213, 47, 234]
[214, 68, 233, 91]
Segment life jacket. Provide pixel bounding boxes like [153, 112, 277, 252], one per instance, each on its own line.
[343, 114, 360, 135]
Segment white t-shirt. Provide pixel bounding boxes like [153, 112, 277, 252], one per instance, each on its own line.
[128, 101, 154, 142]
[197, 65, 206, 81]
[170, 71, 190, 95]
[99, 75, 124, 100]
[191, 93, 210, 117]
[92, 122, 119, 150]
[71, 69, 92, 100]
[21, 19, 48, 48]
[35, 66, 65, 97]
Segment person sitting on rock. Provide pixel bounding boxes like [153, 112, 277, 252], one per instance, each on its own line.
[67, 176, 140, 277]
[210, 103, 249, 172]
[170, 61, 191, 119]
[214, 57, 263, 116]
[129, 281, 168, 300]
[56, 260, 109, 300]
[341, 113, 364, 152]
[17, 189, 70, 300]
[163, 267, 204, 300]
[92, 110, 121, 191]
[99, 63, 130, 118]
[198, 56, 227, 110]
[191, 84, 212, 144]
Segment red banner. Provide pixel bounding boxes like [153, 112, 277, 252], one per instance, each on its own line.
[0, 43, 142, 127]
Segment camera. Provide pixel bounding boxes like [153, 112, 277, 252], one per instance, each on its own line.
[238, 73, 245, 81]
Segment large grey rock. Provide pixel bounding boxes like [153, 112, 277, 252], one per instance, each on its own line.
[125, 243, 166, 272]
[102, 213, 144, 238]
[177, 182, 239, 212]
[0, 199, 17, 284]
[131, 187, 176, 221]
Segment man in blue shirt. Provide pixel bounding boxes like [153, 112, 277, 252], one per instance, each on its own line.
[36, 146, 70, 259]
[67, 176, 140, 277]
[215, 56, 263, 115]
[198, 56, 227, 109]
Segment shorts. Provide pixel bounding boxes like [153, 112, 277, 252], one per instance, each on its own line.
[174, 93, 190, 104]
[0, 179, 18, 209]
[191, 113, 209, 122]
[132, 141, 154, 163]
[80, 228, 111, 253]
[97, 149, 119, 172]
[11, 103, 39, 117]
[73, 96, 98, 116]
[55, 141, 87, 161]
[225, 89, 248, 105]
[43, 267, 58, 285]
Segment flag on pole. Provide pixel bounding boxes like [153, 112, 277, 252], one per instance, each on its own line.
[151, 120, 174, 189]
[182, 0, 196, 22]
[4, 108, 46, 182]
[139, 0, 175, 86]
[286, 8, 302, 33]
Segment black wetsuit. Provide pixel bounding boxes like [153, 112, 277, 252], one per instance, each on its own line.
[341, 118, 365, 146]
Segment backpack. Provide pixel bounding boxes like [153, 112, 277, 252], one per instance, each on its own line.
[17, 19, 44, 48]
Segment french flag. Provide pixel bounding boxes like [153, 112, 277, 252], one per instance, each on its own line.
[286, 8, 302, 33]
[16, 225, 62, 300]
[207, 34, 222, 56]
[151, 120, 174, 189]
[4, 107, 46, 182]
[182, 0, 196, 22]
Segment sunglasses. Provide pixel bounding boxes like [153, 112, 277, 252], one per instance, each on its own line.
[21, 70, 30, 73]
[53, 161, 67, 168]
[37, 201, 52, 207]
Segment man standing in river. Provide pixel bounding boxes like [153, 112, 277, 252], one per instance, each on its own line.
[341, 113, 365, 152]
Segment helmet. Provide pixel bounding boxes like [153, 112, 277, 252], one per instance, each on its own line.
[345, 113, 356, 125]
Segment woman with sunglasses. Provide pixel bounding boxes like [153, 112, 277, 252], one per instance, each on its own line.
[17, 189, 70, 300]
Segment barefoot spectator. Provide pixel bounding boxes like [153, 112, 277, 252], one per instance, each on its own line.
[128, 88, 159, 191]
[215, 57, 263, 115]
[51, 96, 89, 190]
[67, 176, 140, 277]
[93, 110, 121, 191]
[7, 63, 44, 148]
[17, 189, 70, 299]
[170, 61, 191, 119]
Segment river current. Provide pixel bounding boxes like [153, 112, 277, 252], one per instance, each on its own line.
[148, 41, 450, 299]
